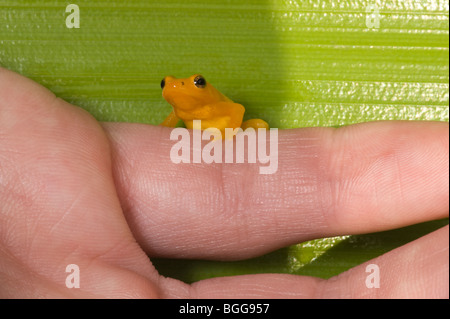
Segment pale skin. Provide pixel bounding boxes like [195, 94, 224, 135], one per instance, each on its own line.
[0, 67, 448, 298]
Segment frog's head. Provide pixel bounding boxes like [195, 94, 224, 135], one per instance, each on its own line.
[161, 74, 229, 111]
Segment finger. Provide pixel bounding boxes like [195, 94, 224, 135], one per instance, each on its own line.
[160, 225, 448, 298]
[319, 225, 449, 298]
[104, 120, 449, 260]
[0, 66, 125, 258]
[0, 67, 159, 297]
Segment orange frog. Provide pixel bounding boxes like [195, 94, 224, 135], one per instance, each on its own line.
[160, 74, 268, 137]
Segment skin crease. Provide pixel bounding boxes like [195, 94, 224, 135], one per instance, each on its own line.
[0, 67, 448, 298]
[160, 74, 268, 137]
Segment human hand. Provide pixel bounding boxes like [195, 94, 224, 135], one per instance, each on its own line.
[0, 67, 448, 298]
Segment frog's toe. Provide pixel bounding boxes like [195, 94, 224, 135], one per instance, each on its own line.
[241, 119, 269, 130]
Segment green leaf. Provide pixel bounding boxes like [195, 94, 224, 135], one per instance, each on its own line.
[1, 0, 448, 283]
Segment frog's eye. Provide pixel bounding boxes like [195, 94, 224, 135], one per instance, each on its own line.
[194, 75, 206, 88]
[160, 78, 165, 89]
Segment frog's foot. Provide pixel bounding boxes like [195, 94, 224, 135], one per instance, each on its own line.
[241, 119, 269, 131]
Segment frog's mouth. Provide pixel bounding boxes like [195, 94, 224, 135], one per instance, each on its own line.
[162, 89, 202, 111]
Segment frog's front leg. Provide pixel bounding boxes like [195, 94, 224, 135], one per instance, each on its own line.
[185, 102, 244, 129]
[181, 102, 245, 139]
[160, 110, 180, 127]
[208, 101, 245, 138]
